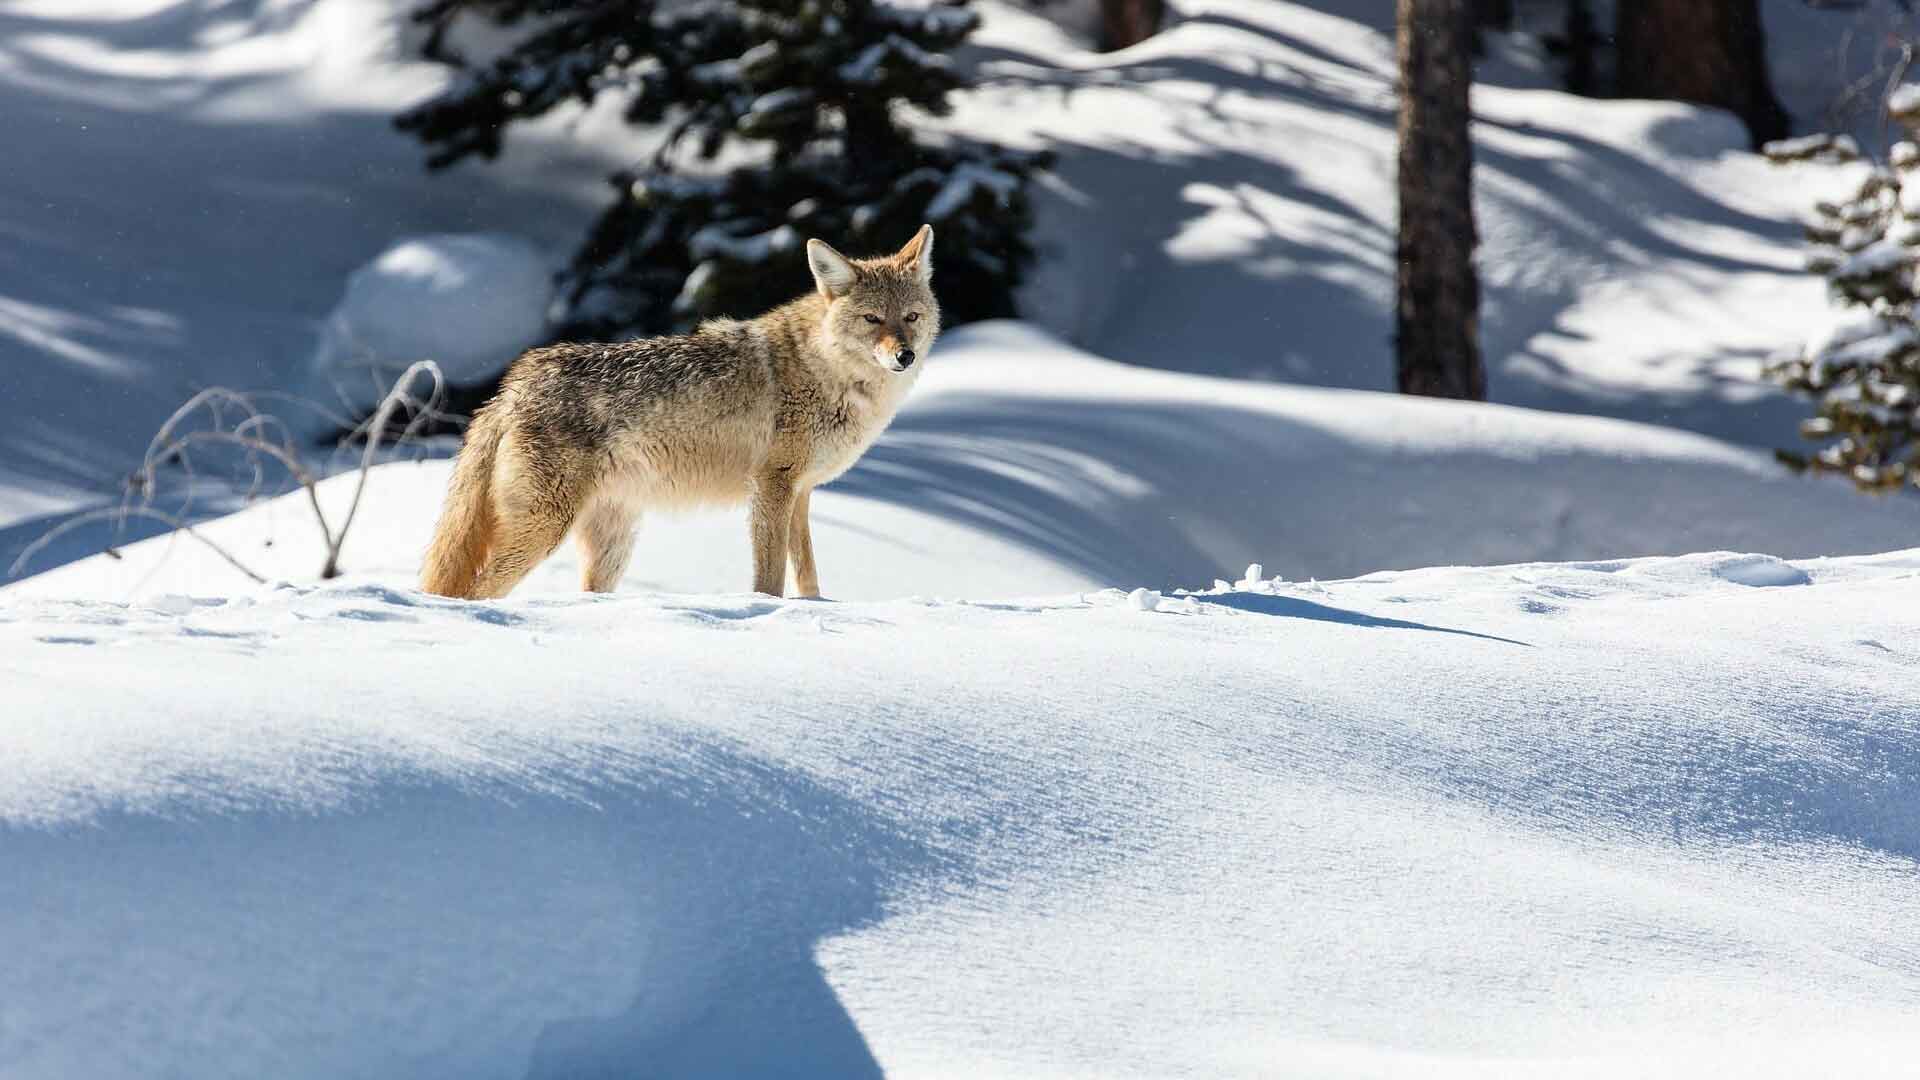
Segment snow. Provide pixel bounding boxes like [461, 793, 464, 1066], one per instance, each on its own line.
[837, 34, 954, 86]
[745, 87, 815, 115]
[875, 2, 981, 38]
[1761, 132, 1861, 162]
[7, 526, 1920, 1076]
[8, 1, 1920, 1074]
[1890, 82, 1920, 120]
[1833, 237, 1912, 281]
[305, 233, 554, 431]
[1817, 322, 1919, 373]
[0, 0, 628, 564]
[943, 0, 1865, 448]
[688, 222, 803, 264]
[1708, 552, 1813, 587]
[921, 161, 1021, 221]
[16, 322, 1920, 600]
[0, 0, 1902, 566]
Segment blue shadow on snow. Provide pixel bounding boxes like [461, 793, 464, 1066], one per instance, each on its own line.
[1195, 592, 1532, 647]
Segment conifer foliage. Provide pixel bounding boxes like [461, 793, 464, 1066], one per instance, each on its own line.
[396, 0, 1047, 339]
[1765, 89, 1920, 492]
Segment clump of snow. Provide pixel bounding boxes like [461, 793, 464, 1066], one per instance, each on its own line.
[1126, 586, 1159, 611]
[1710, 553, 1815, 587]
[742, 87, 815, 120]
[1822, 324, 1918, 371]
[143, 593, 197, 616]
[1805, 311, 1899, 362]
[687, 223, 802, 263]
[1761, 132, 1861, 163]
[837, 34, 953, 86]
[1832, 238, 1912, 282]
[1890, 82, 1920, 120]
[922, 162, 1021, 221]
[304, 234, 553, 434]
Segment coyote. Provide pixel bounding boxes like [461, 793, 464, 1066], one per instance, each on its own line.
[419, 226, 939, 600]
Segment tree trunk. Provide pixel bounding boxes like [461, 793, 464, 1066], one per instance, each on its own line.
[1472, 0, 1511, 30]
[1098, 0, 1164, 51]
[1395, 0, 1485, 401]
[1615, 0, 1788, 148]
[1561, 0, 1597, 97]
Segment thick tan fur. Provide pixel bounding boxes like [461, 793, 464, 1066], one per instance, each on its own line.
[419, 225, 940, 600]
[418, 406, 502, 597]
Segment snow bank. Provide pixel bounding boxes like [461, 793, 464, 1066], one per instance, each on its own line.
[14, 322, 1920, 602]
[303, 233, 553, 434]
[5, 546, 1920, 1077]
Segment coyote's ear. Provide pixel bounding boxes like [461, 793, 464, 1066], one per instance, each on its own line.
[895, 224, 934, 284]
[807, 238, 858, 298]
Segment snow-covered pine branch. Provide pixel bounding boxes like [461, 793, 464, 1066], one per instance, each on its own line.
[1765, 85, 1920, 492]
[395, 0, 1049, 342]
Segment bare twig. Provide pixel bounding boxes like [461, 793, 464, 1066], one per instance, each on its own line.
[9, 360, 450, 585]
[322, 360, 446, 578]
[8, 507, 268, 584]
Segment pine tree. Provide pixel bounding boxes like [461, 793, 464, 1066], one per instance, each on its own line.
[1395, 0, 1485, 401]
[395, 0, 1048, 342]
[1765, 93, 1920, 493]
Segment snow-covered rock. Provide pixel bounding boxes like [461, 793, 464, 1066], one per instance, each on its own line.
[303, 233, 554, 434]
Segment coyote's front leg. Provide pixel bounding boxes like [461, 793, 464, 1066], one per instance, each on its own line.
[749, 468, 796, 596]
[787, 487, 820, 598]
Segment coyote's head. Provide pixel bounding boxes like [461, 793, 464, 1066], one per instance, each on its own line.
[807, 225, 941, 375]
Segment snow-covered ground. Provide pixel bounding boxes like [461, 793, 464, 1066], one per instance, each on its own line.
[9, 1, 1920, 1075]
[15, 322, 1920, 601]
[8, 532, 1920, 1076]
[0, 0, 1904, 571]
[9, 323, 1920, 1075]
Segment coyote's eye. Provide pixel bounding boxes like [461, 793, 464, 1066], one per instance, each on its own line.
[905, 312, 920, 323]
[863, 314, 882, 325]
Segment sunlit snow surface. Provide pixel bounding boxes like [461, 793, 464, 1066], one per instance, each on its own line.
[5, 327, 1920, 1076]
[6, 542, 1920, 1076]
[5, 1, 1920, 1075]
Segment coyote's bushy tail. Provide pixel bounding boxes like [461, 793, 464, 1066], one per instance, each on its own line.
[420, 407, 504, 598]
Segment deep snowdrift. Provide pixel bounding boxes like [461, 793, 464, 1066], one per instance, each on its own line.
[7, 543, 1920, 1077]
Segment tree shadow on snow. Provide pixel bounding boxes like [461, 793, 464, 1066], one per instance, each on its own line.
[0, 0, 613, 573]
[2, 740, 942, 1077]
[963, 6, 1818, 449]
[516, 749, 922, 1079]
[1194, 592, 1531, 646]
[833, 390, 1920, 588]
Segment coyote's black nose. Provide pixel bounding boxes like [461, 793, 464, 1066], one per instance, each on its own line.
[896, 349, 916, 368]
